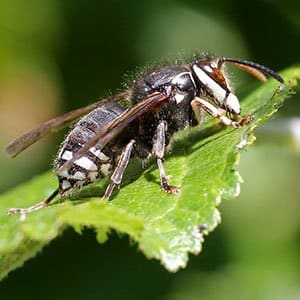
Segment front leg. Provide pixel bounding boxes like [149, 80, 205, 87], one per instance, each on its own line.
[191, 97, 250, 128]
[152, 120, 179, 194]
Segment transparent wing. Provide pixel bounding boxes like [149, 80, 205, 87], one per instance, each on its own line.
[6, 91, 129, 157]
[59, 91, 169, 172]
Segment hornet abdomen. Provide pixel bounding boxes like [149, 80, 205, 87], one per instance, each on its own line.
[56, 102, 126, 194]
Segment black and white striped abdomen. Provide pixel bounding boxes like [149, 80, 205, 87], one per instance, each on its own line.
[56, 102, 126, 193]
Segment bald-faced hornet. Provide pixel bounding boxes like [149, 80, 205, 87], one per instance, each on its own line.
[6, 54, 283, 216]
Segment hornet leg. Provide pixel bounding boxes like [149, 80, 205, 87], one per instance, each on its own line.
[7, 188, 59, 217]
[191, 97, 250, 128]
[103, 139, 135, 199]
[153, 120, 179, 194]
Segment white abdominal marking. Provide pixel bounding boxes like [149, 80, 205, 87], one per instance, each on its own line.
[88, 171, 98, 182]
[61, 150, 73, 161]
[90, 147, 110, 161]
[61, 180, 71, 190]
[74, 156, 97, 171]
[71, 171, 86, 180]
[100, 163, 111, 175]
[89, 147, 100, 157]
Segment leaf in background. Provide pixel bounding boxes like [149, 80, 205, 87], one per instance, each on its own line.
[0, 67, 298, 279]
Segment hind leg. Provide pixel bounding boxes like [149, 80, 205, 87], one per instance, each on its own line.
[7, 189, 59, 217]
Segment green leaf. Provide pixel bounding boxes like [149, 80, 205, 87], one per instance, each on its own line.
[0, 67, 299, 279]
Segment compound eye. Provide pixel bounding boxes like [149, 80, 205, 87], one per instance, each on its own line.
[201, 63, 228, 90]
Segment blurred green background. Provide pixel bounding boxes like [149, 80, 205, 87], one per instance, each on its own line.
[0, 0, 299, 299]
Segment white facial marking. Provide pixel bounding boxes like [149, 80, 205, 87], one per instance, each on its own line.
[226, 93, 240, 114]
[203, 65, 213, 73]
[210, 59, 219, 68]
[74, 156, 97, 171]
[100, 163, 111, 175]
[71, 171, 86, 180]
[192, 65, 226, 102]
[61, 150, 73, 161]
